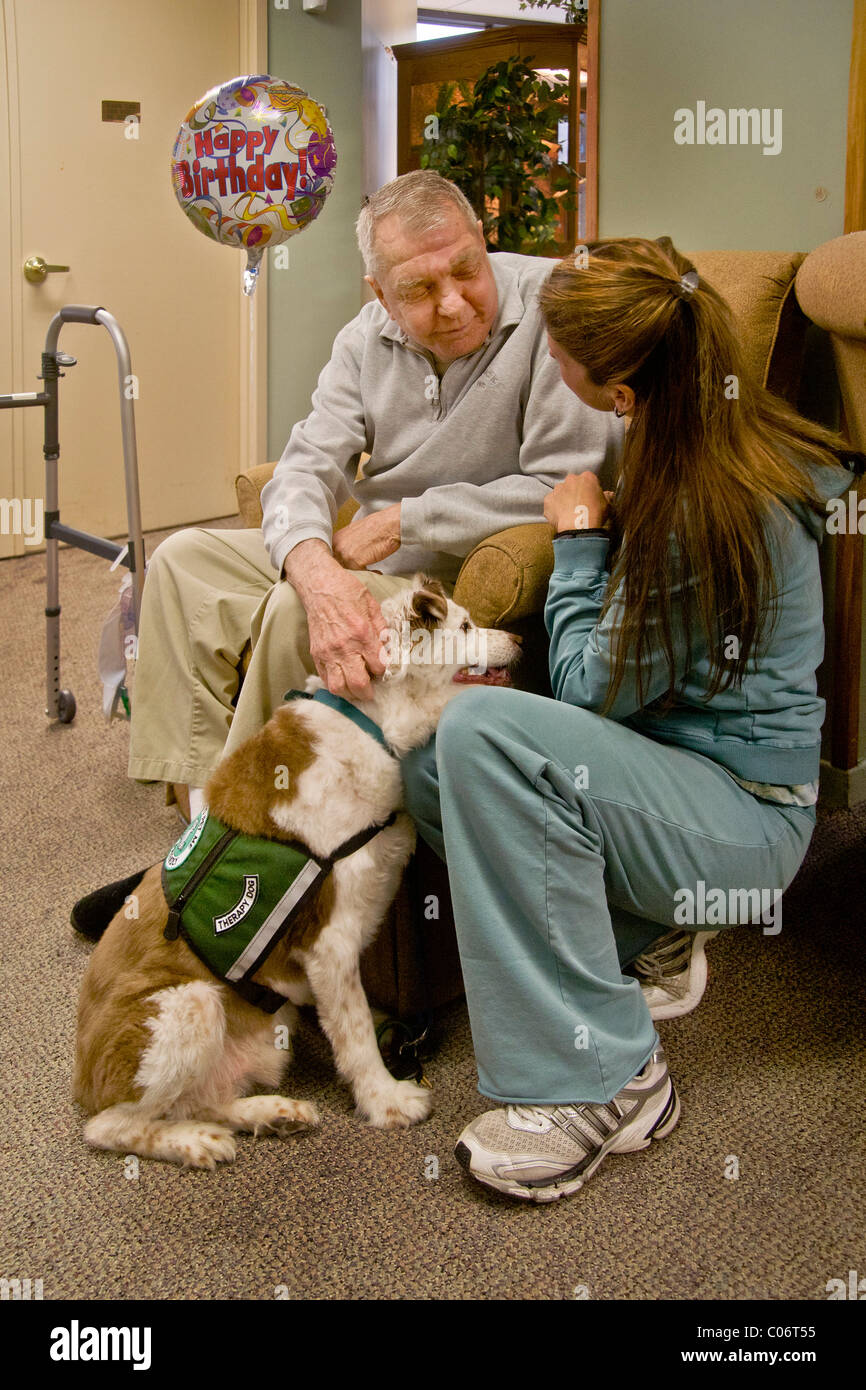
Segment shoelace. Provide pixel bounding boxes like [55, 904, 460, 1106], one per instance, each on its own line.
[509, 1099, 624, 1136]
[630, 930, 691, 983]
[509, 1104, 550, 1131]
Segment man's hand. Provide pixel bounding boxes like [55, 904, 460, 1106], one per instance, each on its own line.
[544, 473, 614, 534]
[332, 502, 402, 570]
[283, 540, 387, 699]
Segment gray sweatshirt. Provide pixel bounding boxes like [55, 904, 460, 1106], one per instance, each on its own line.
[261, 252, 625, 583]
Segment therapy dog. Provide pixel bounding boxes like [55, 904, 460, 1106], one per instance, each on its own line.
[74, 578, 519, 1169]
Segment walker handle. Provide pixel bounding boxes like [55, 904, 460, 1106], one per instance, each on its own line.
[58, 304, 105, 324]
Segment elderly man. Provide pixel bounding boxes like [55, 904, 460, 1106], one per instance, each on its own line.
[127, 171, 622, 819]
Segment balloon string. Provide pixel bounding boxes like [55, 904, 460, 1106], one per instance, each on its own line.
[249, 289, 256, 471]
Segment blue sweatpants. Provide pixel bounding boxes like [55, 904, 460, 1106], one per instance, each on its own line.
[402, 688, 815, 1107]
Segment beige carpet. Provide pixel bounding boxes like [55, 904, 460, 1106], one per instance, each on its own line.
[1, 524, 864, 1301]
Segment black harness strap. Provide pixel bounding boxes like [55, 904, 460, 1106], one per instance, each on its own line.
[327, 811, 398, 864]
[231, 812, 399, 990]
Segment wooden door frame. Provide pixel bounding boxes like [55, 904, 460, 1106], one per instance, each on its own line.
[585, 0, 599, 242]
[2, 0, 28, 555]
[844, 0, 866, 235]
[239, 0, 269, 476]
[831, 0, 866, 775]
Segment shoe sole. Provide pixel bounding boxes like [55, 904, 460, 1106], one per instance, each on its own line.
[455, 1081, 681, 1204]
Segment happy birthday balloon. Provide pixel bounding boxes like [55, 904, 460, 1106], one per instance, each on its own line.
[170, 74, 337, 294]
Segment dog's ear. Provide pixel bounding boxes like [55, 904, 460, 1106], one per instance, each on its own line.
[409, 576, 448, 630]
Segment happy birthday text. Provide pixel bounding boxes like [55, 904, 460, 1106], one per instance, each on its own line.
[176, 126, 310, 199]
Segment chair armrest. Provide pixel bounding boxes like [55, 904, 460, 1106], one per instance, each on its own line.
[453, 523, 555, 627]
[235, 466, 555, 626]
[235, 463, 276, 529]
[234, 463, 359, 532]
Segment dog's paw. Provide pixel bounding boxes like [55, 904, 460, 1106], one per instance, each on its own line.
[245, 1096, 321, 1136]
[268, 1098, 321, 1134]
[358, 1079, 433, 1129]
[178, 1125, 237, 1169]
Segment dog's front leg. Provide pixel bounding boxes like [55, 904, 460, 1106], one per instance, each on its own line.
[299, 928, 432, 1129]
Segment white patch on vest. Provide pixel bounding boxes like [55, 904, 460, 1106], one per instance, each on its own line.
[165, 808, 209, 871]
[213, 875, 259, 935]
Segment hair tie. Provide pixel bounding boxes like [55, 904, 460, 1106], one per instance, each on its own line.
[673, 269, 699, 300]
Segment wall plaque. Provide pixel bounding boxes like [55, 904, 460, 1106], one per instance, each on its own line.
[102, 100, 140, 122]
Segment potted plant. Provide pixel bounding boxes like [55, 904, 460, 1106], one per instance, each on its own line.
[519, 0, 588, 21]
[419, 55, 577, 255]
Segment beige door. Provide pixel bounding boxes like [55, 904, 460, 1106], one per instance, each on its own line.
[0, 0, 267, 559]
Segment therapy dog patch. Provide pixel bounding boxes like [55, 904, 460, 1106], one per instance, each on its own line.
[162, 811, 324, 991]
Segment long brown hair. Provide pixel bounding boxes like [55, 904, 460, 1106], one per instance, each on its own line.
[539, 236, 851, 712]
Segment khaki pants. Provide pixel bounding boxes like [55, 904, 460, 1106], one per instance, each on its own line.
[128, 527, 418, 789]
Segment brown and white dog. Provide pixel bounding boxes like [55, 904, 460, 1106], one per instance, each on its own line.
[73, 578, 519, 1169]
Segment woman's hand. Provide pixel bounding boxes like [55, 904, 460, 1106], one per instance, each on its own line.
[544, 472, 613, 534]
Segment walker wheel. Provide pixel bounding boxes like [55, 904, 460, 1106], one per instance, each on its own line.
[57, 689, 76, 724]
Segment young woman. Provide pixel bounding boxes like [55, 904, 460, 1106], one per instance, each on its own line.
[402, 236, 859, 1203]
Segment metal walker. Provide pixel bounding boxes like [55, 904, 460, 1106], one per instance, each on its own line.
[0, 305, 146, 723]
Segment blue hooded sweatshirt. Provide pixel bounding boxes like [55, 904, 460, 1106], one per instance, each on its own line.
[545, 459, 857, 786]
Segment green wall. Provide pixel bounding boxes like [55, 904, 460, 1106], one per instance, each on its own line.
[266, 0, 855, 452]
[267, 0, 363, 457]
[598, 0, 853, 251]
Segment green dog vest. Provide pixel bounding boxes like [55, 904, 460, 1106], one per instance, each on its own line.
[161, 688, 396, 1012]
[162, 804, 395, 1013]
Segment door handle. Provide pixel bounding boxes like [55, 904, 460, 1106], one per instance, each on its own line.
[24, 255, 71, 284]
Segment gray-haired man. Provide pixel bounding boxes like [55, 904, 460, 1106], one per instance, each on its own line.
[128, 171, 623, 816]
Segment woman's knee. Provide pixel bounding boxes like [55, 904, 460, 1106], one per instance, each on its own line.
[438, 687, 601, 762]
[438, 685, 515, 748]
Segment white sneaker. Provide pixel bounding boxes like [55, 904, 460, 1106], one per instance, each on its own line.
[630, 930, 719, 1020]
[454, 1046, 679, 1202]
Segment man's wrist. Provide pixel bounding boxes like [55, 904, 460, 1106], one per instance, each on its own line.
[281, 537, 336, 588]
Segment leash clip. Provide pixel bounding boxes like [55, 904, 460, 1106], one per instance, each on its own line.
[376, 1016, 432, 1084]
